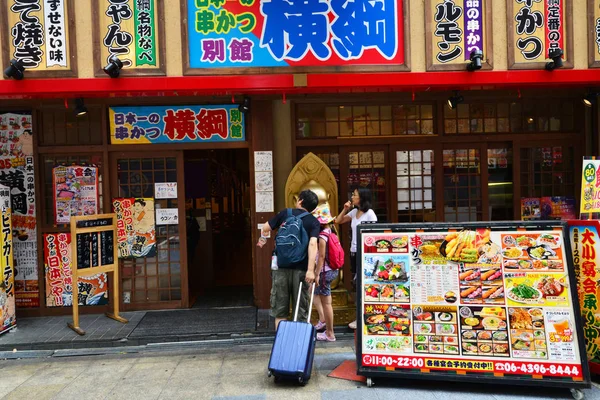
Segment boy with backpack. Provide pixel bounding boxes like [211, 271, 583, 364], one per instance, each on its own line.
[311, 205, 344, 342]
[257, 190, 320, 330]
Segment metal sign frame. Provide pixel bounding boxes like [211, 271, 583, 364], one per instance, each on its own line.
[356, 221, 591, 389]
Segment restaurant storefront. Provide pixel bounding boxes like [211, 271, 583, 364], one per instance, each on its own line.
[0, 0, 598, 319]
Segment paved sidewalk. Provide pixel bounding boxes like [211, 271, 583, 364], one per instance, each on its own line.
[0, 341, 598, 400]
[0, 309, 274, 351]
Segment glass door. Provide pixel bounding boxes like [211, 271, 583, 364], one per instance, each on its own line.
[442, 146, 485, 222]
[110, 152, 187, 310]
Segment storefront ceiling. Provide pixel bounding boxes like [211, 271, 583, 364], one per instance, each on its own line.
[1, 70, 600, 100]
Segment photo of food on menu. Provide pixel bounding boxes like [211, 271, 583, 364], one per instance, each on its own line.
[508, 307, 548, 359]
[459, 306, 509, 357]
[363, 255, 410, 303]
[363, 304, 412, 354]
[412, 306, 459, 355]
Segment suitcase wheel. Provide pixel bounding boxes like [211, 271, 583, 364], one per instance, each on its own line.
[267, 370, 272, 378]
[298, 376, 307, 386]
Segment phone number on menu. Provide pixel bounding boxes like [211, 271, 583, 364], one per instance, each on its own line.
[362, 355, 583, 378]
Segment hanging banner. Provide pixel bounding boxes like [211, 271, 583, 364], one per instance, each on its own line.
[580, 159, 600, 216]
[53, 165, 99, 224]
[184, 0, 408, 73]
[0, 185, 16, 335]
[93, 0, 164, 75]
[112, 198, 156, 258]
[589, 0, 600, 68]
[507, 0, 573, 69]
[1, 0, 76, 75]
[0, 113, 38, 308]
[357, 222, 590, 388]
[109, 105, 245, 144]
[43, 233, 108, 307]
[425, 0, 493, 71]
[569, 221, 600, 366]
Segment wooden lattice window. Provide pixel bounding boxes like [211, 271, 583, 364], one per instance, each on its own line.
[396, 150, 435, 223]
[116, 157, 181, 304]
[443, 148, 482, 222]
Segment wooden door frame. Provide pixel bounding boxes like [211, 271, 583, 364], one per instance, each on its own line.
[108, 150, 188, 311]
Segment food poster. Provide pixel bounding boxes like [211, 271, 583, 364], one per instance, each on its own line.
[112, 198, 156, 258]
[363, 304, 412, 354]
[413, 306, 460, 356]
[53, 166, 99, 224]
[460, 307, 509, 357]
[0, 185, 15, 335]
[360, 225, 586, 381]
[363, 254, 410, 303]
[508, 307, 548, 359]
[0, 113, 38, 308]
[43, 233, 108, 307]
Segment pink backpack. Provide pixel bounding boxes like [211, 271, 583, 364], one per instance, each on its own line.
[320, 231, 345, 270]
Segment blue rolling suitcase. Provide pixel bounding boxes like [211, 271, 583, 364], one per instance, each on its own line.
[268, 282, 316, 385]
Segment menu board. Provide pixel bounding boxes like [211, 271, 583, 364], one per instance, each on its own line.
[357, 223, 589, 387]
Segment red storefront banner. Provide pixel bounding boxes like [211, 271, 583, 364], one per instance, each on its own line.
[362, 354, 584, 379]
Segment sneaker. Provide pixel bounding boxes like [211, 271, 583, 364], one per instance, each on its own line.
[348, 320, 357, 330]
[316, 332, 336, 342]
[314, 320, 326, 331]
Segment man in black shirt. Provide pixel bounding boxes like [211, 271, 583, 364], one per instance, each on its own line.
[258, 190, 320, 329]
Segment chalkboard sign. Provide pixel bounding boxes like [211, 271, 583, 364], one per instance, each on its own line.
[75, 230, 115, 269]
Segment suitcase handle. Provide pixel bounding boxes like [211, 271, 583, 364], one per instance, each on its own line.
[293, 281, 316, 323]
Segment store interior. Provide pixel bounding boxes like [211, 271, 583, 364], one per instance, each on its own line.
[184, 149, 253, 308]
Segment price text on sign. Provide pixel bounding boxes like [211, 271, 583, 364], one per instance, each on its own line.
[155, 209, 178, 225]
[362, 354, 583, 378]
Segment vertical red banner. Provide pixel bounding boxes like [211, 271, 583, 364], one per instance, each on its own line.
[545, 0, 564, 58]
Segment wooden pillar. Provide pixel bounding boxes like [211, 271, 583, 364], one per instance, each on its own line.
[250, 100, 274, 309]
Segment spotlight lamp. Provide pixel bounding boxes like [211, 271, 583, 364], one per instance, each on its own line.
[103, 55, 124, 78]
[545, 48, 564, 71]
[466, 50, 483, 72]
[238, 97, 250, 114]
[4, 58, 25, 80]
[74, 98, 88, 117]
[583, 91, 598, 108]
[447, 91, 464, 110]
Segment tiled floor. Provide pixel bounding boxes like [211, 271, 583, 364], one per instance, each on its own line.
[0, 312, 145, 350]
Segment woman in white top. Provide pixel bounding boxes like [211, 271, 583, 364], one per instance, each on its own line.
[335, 187, 377, 329]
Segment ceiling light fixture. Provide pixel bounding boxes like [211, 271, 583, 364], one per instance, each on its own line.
[447, 91, 464, 110]
[74, 98, 88, 117]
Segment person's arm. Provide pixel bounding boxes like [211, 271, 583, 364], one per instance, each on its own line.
[257, 211, 282, 247]
[305, 237, 318, 284]
[315, 237, 327, 277]
[335, 205, 354, 225]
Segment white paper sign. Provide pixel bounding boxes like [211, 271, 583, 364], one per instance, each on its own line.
[254, 151, 273, 172]
[155, 182, 178, 199]
[197, 217, 207, 232]
[255, 171, 274, 192]
[256, 191, 274, 213]
[156, 208, 179, 225]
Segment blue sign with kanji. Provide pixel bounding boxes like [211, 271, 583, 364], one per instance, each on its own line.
[109, 105, 245, 144]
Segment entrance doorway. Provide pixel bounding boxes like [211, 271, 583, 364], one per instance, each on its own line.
[184, 149, 253, 308]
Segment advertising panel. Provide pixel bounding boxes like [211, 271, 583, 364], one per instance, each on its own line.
[357, 222, 590, 388]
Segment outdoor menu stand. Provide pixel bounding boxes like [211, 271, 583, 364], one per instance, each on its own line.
[67, 213, 128, 335]
[356, 221, 590, 400]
